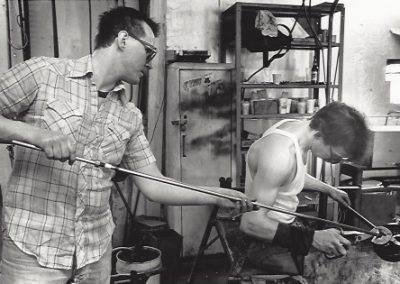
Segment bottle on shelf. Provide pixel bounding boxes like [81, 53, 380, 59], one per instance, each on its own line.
[311, 57, 318, 84]
[242, 100, 250, 115]
[297, 98, 306, 114]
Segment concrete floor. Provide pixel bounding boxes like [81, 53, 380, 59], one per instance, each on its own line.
[170, 244, 400, 284]
[174, 254, 230, 284]
[175, 268, 229, 284]
[172, 254, 305, 284]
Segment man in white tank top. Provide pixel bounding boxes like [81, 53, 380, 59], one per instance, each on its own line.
[240, 102, 370, 274]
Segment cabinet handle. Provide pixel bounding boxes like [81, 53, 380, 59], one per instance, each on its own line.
[171, 114, 188, 131]
[182, 134, 187, 157]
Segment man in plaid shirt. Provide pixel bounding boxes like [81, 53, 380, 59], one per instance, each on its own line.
[0, 7, 254, 284]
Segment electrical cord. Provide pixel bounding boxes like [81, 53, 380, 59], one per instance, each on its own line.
[113, 181, 136, 221]
[113, 180, 146, 250]
[120, 0, 162, 243]
[245, 65, 264, 83]
[149, 95, 165, 144]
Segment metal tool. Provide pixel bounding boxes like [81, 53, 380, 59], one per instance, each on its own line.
[340, 226, 393, 246]
[324, 228, 372, 260]
[371, 223, 400, 262]
[10, 140, 383, 239]
[371, 226, 393, 245]
[342, 203, 376, 229]
[333, 186, 377, 229]
[334, 186, 399, 247]
[341, 230, 373, 244]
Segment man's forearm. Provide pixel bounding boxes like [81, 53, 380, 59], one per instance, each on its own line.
[0, 115, 39, 144]
[240, 211, 279, 241]
[132, 166, 222, 206]
[304, 173, 334, 194]
[137, 177, 219, 205]
[304, 173, 350, 205]
[241, 212, 315, 256]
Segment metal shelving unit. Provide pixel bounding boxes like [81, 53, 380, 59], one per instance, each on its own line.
[220, 1, 345, 189]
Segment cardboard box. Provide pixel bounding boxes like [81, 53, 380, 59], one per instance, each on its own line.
[251, 99, 278, 114]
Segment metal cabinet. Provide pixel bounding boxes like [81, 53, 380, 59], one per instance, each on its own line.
[165, 63, 234, 256]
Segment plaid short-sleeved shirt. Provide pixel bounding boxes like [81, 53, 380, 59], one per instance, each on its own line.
[0, 55, 156, 269]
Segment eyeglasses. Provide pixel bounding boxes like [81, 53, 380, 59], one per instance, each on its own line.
[329, 146, 349, 164]
[127, 32, 157, 62]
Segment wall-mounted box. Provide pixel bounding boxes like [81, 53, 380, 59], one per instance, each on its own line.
[366, 126, 400, 168]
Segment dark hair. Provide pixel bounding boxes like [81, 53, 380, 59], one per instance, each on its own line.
[94, 7, 160, 49]
[309, 102, 370, 161]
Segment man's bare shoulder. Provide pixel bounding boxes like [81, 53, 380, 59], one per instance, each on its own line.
[248, 133, 295, 170]
[250, 133, 294, 156]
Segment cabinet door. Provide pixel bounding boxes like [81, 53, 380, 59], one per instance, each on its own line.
[165, 63, 233, 256]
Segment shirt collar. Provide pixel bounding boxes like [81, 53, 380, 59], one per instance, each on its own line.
[67, 55, 129, 105]
[67, 55, 93, 78]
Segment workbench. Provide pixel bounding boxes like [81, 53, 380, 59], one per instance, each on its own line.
[304, 242, 400, 283]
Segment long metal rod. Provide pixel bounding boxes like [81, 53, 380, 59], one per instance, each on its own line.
[331, 185, 377, 228]
[11, 140, 381, 237]
[343, 203, 376, 229]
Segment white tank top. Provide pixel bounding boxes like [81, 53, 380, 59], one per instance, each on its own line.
[245, 119, 306, 224]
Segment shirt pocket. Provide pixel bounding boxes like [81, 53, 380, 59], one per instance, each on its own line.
[100, 120, 131, 165]
[43, 98, 83, 139]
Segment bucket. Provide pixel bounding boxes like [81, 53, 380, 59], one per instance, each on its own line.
[115, 246, 161, 284]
